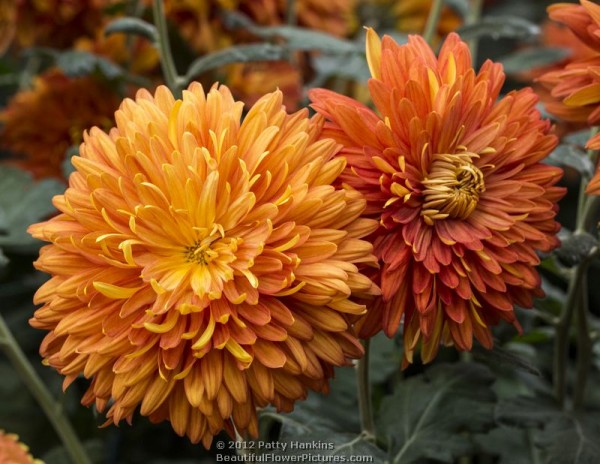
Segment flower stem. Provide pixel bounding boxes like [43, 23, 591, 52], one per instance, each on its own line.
[467, 0, 484, 63]
[422, 0, 444, 47]
[356, 339, 375, 441]
[573, 270, 592, 410]
[152, 0, 183, 97]
[554, 140, 600, 407]
[0, 314, 92, 464]
[286, 0, 297, 26]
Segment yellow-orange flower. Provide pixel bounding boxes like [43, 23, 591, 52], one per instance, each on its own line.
[0, 430, 42, 464]
[28, 83, 379, 446]
[310, 30, 564, 364]
[0, 69, 120, 179]
[0, 0, 16, 54]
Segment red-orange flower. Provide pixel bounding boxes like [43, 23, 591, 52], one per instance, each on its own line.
[537, 1, 600, 139]
[0, 69, 120, 179]
[310, 30, 564, 364]
[28, 83, 379, 446]
[0, 430, 41, 464]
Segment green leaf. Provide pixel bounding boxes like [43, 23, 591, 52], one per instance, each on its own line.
[260, 366, 360, 436]
[0, 248, 8, 267]
[495, 395, 561, 428]
[104, 17, 158, 43]
[473, 343, 541, 377]
[474, 425, 532, 464]
[457, 16, 540, 41]
[499, 48, 570, 74]
[268, 431, 388, 462]
[378, 362, 496, 463]
[537, 413, 600, 464]
[56, 50, 123, 79]
[223, 11, 359, 54]
[547, 144, 595, 179]
[185, 44, 287, 81]
[369, 332, 402, 384]
[0, 166, 65, 250]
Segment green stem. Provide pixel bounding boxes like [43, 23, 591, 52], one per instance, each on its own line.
[422, 0, 444, 47]
[573, 270, 592, 410]
[286, 0, 297, 26]
[356, 339, 376, 441]
[152, 0, 183, 97]
[466, 0, 484, 63]
[0, 315, 92, 464]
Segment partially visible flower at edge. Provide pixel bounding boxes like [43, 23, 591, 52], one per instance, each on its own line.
[28, 83, 380, 446]
[0, 69, 120, 179]
[537, 0, 600, 158]
[0, 430, 43, 464]
[310, 29, 565, 365]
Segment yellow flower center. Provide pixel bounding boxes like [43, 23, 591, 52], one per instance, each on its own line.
[420, 152, 485, 225]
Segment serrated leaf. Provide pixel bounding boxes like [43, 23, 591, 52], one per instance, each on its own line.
[474, 425, 532, 464]
[457, 16, 540, 41]
[261, 366, 360, 435]
[496, 395, 561, 428]
[104, 17, 158, 43]
[473, 343, 541, 377]
[547, 144, 595, 178]
[224, 11, 359, 55]
[269, 431, 388, 461]
[378, 362, 496, 464]
[185, 44, 287, 81]
[500, 47, 570, 74]
[0, 166, 64, 249]
[537, 413, 600, 464]
[56, 50, 123, 79]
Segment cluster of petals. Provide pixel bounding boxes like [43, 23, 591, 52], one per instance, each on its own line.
[310, 29, 564, 364]
[28, 83, 379, 446]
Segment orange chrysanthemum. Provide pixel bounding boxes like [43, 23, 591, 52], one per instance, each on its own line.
[0, 69, 120, 179]
[310, 30, 564, 364]
[537, 1, 600, 146]
[28, 83, 379, 446]
[0, 430, 42, 464]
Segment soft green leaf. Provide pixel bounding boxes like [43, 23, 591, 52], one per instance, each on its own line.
[378, 362, 496, 463]
[260, 366, 360, 434]
[537, 413, 600, 464]
[104, 17, 158, 43]
[185, 44, 287, 81]
[473, 343, 541, 377]
[223, 11, 359, 54]
[457, 16, 539, 41]
[0, 248, 8, 267]
[56, 50, 123, 79]
[547, 144, 595, 178]
[0, 166, 65, 249]
[369, 332, 402, 384]
[496, 395, 561, 428]
[268, 431, 388, 462]
[500, 48, 570, 74]
[474, 426, 532, 464]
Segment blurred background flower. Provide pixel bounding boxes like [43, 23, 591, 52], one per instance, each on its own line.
[0, 430, 42, 464]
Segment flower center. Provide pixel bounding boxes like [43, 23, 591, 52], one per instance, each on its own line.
[421, 152, 485, 225]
